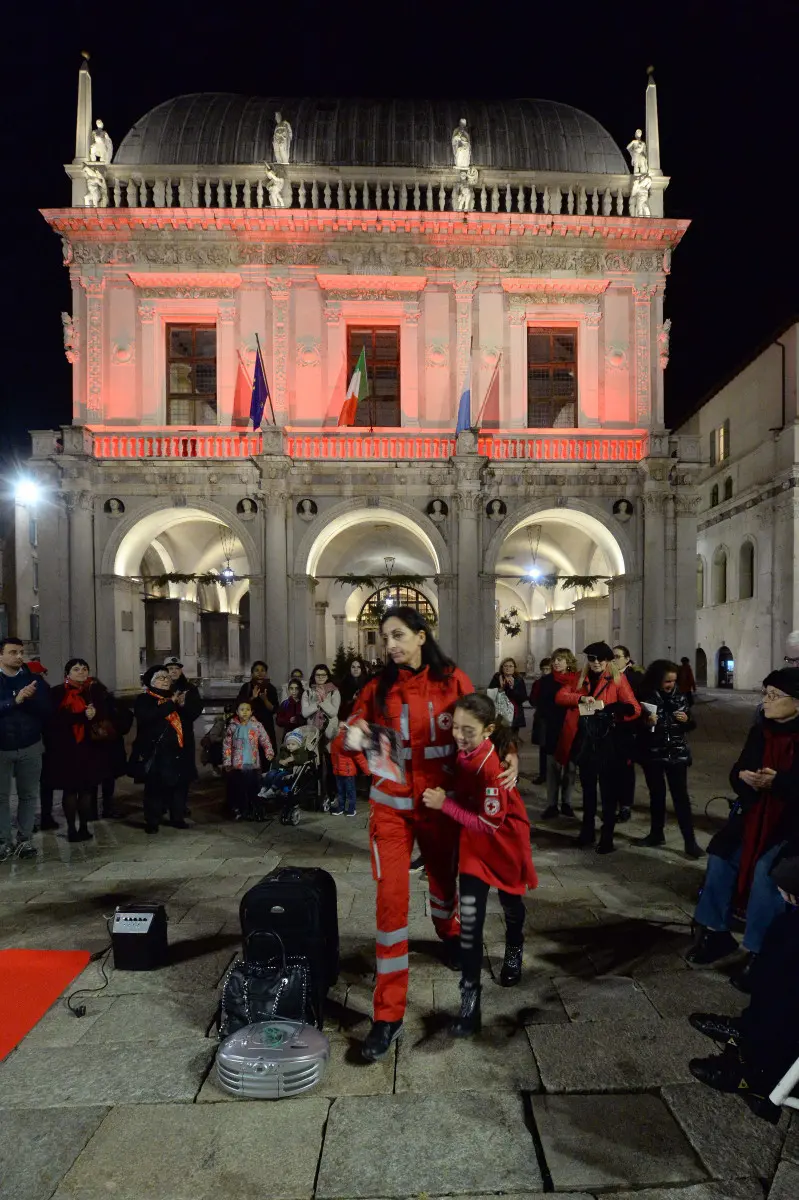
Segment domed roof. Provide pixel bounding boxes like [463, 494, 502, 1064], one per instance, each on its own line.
[115, 94, 627, 174]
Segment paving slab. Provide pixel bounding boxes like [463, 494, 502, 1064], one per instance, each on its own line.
[637, 969, 749, 1019]
[769, 1161, 799, 1199]
[0, 1106, 109, 1200]
[611, 1178, 765, 1199]
[395, 1018, 541, 1093]
[315, 1092, 541, 1197]
[553, 974, 660, 1022]
[0, 1041, 214, 1107]
[66, 940, 238, 995]
[21, 995, 117, 1048]
[78, 992, 218, 1044]
[528, 1018, 710, 1091]
[52, 1099, 330, 1200]
[531, 1093, 707, 1192]
[662, 1082, 788, 1180]
[782, 1112, 799, 1163]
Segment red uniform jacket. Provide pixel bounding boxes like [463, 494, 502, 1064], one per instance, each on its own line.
[554, 670, 641, 765]
[443, 740, 538, 894]
[336, 664, 474, 812]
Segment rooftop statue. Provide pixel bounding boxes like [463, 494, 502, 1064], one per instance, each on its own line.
[89, 119, 113, 164]
[626, 128, 647, 175]
[454, 167, 477, 212]
[83, 163, 108, 207]
[451, 118, 471, 169]
[629, 171, 652, 217]
[273, 112, 293, 165]
[263, 164, 286, 208]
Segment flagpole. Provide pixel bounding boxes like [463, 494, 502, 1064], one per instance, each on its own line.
[475, 351, 502, 430]
[254, 333, 277, 426]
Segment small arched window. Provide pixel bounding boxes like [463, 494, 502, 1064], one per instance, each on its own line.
[696, 557, 705, 609]
[739, 540, 755, 600]
[710, 484, 719, 508]
[712, 547, 728, 605]
[724, 477, 733, 501]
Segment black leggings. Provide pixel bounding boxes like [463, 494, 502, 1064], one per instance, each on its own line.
[62, 789, 93, 833]
[459, 873, 526, 985]
[642, 761, 696, 844]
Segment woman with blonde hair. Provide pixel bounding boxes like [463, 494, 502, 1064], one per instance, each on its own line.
[539, 648, 580, 819]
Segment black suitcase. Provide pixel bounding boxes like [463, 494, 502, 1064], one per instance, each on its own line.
[239, 867, 339, 1026]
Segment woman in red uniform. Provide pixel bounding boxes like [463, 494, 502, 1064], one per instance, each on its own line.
[340, 607, 518, 1062]
[423, 692, 538, 1036]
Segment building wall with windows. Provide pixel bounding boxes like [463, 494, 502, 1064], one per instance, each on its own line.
[679, 321, 799, 689]
[17, 68, 706, 690]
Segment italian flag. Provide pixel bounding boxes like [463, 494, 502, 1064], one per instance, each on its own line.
[338, 346, 369, 426]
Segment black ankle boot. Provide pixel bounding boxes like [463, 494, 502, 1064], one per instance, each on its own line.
[499, 943, 523, 987]
[450, 980, 481, 1038]
[685, 928, 738, 966]
[361, 1019, 403, 1062]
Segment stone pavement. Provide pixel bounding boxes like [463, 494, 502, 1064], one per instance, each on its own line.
[1, 689, 796, 1199]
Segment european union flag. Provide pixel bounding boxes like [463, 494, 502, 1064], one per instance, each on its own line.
[250, 350, 273, 428]
[455, 359, 472, 434]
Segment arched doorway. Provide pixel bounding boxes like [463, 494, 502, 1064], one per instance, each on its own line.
[109, 506, 253, 689]
[695, 646, 708, 687]
[358, 585, 437, 661]
[717, 645, 735, 689]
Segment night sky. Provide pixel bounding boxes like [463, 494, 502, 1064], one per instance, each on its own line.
[3, 0, 794, 461]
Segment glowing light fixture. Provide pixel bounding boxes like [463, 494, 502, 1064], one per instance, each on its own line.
[15, 478, 40, 505]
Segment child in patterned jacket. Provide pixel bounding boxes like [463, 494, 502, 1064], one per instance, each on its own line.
[223, 701, 274, 819]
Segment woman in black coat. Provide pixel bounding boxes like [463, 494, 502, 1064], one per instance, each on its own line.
[129, 665, 194, 833]
[237, 660, 279, 757]
[45, 658, 124, 842]
[488, 658, 529, 732]
[631, 659, 703, 858]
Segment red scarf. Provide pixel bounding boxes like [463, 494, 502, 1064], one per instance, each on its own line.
[60, 679, 93, 743]
[147, 689, 184, 748]
[736, 724, 799, 905]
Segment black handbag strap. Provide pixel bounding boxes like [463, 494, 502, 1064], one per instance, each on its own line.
[245, 928, 288, 973]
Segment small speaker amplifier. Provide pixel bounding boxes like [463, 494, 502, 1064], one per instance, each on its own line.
[111, 904, 169, 971]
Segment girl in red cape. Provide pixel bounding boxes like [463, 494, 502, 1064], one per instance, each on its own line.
[423, 691, 537, 1037]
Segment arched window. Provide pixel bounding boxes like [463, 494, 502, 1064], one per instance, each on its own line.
[724, 477, 733, 501]
[712, 547, 728, 605]
[696, 557, 705, 608]
[739, 540, 755, 600]
[358, 585, 437, 629]
[710, 484, 719, 508]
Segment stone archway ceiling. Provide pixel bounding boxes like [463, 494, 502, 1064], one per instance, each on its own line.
[499, 510, 625, 577]
[307, 510, 440, 579]
[114, 508, 249, 577]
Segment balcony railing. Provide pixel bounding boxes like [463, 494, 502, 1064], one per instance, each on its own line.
[67, 163, 666, 219]
[41, 426, 652, 462]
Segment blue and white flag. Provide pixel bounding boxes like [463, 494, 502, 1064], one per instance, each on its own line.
[455, 359, 472, 434]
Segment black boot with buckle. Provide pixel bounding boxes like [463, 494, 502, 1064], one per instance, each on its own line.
[450, 980, 481, 1038]
[499, 943, 523, 987]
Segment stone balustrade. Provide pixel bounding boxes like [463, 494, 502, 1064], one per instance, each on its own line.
[67, 163, 665, 218]
[30, 426, 653, 463]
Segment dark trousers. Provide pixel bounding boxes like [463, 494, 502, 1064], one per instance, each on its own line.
[641, 761, 696, 845]
[459, 873, 526, 985]
[227, 769, 261, 816]
[579, 762, 618, 842]
[40, 784, 55, 822]
[739, 906, 799, 1090]
[618, 758, 636, 813]
[143, 780, 186, 830]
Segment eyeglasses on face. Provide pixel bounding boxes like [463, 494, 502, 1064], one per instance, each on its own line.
[785, 656, 799, 666]
[586, 655, 602, 664]
[762, 689, 790, 702]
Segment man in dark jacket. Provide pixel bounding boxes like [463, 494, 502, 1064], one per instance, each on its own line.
[164, 656, 204, 812]
[0, 637, 52, 861]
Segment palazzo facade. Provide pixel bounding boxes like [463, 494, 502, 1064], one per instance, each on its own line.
[16, 63, 703, 690]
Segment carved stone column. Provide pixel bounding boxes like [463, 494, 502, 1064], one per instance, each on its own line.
[216, 303, 237, 426]
[267, 276, 292, 425]
[332, 613, 346, 648]
[633, 285, 656, 427]
[578, 309, 602, 427]
[80, 275, 105, 422]
[324, 301, 344, 427]
[653, 284, 666, 428]
[314, 601, 329, 662]
[453, 280, 477, 416]
[508, 306, 527, 429]
[435, 575, 456, 659]
[66, 490, 97, 666]
[674, 491, 701, 663]
[138, 302, 158, 423]
[400, 302, 421, 427]
[290, 575, 314, 675]
[642, 490, 667, 661]
[455, 489, 482, 682]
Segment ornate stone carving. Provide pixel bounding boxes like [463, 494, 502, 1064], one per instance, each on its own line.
[79, 276, 105, 417]
[137, 303, 155, 324]
[217, 306, 236, 324]
[453, 281, 477, 396]
[583, 310, 603, 329]
[425, 342, 449, 369]
[89, 119, 113, 163]
[324, 302, 341, 326]
[61, 237, 73, 265]
[455, 489, 484, 514]
[626, 129, 648, 175]
[605, 345, 628, 372]
[452, 118, 471, 169]
[508, 293, 602, 311]
[267, 277, 291, 421]
[402, 302, 421, 326]
[674, 494, 702, 515]
[480, 345, 501, 371]
[263, 164, 286, 208]
[296, 337, 321, 368]
[641, 492, 669, 516]
[61, 313, 79, 364]
[658, 318, 672, 370]
[630, 173, 652, 218]
[139, 287, 236, 299]
[633, 288, 653, 424]
[272, 113, 292, 165]
[111, 341, 134, 365]
[454, 168, 478, 212]
[82, 164, 108, 207]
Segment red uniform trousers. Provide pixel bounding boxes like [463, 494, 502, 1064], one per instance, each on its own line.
[369, 801, 460, 1022]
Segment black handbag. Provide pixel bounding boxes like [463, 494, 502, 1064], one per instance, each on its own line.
[218, 933, 314, 1038]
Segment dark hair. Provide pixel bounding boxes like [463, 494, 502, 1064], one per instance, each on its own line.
[290, 667, 304, 678]
[454, 692, 515, 762]
[681, 656, 690, 664]
[639, 659, 680, 697]
[287, 679, 302, 695]
[613, 645, 632, 660]
[309, 663, 331, 685]
[539, 657, 552, 669]
[142, 664, 168, 688]
[0, 637, 24, 653]
[64, 658, 90, 676]
[250, 661, 268, 674]
[376, 607, 455, 714]
[499, 657, 517, 672]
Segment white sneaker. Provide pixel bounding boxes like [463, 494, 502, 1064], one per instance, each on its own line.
[15, 838, 37, 860]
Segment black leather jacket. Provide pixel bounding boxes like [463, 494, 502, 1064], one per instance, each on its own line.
[637, 687, 695, 765]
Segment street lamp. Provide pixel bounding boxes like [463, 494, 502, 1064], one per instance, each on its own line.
[15, 478, 40, 505]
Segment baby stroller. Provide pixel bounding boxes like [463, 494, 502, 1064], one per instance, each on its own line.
[257, 725, 321, 826]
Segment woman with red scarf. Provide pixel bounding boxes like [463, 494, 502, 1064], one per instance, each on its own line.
[45, 658, 122, 842]
[129, 665, 193, 834]
[687, 668, 799, 991]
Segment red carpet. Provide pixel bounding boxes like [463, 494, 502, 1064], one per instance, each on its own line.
[0, 949, 92, 1060]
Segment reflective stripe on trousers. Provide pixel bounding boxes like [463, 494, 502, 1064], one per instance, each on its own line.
[369, 784, 414, 810]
